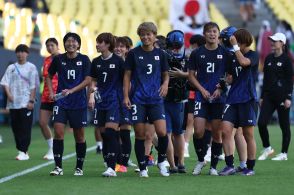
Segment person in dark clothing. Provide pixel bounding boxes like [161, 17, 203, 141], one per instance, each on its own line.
[258, 32, 293, 161]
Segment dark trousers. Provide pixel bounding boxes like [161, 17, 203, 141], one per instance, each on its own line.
[10, 108, 33, 153]
[258, 97, 291, 153]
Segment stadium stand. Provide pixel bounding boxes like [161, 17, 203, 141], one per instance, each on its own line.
[1, 0, 230, 59]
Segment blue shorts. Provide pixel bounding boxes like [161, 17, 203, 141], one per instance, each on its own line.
[52, 106, 87, 128]
[193, 102, 224, 121]
[93, 107, 120, 127]
[131, 103, 166, 124]
[165, 101, 184, 135]
[119, 104, 132, 125]
[222, 99, 258, 128]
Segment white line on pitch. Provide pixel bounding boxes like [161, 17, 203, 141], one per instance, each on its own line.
[0, 146, 96, 184]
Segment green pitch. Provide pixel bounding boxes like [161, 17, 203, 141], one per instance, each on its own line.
[0, 125, 293, 195]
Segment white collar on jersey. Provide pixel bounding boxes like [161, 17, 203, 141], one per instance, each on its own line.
[101, 53, 113, 60]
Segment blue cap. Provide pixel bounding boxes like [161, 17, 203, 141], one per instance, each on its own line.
[220, 26, 237, 50]
[166, 30, 184, 49]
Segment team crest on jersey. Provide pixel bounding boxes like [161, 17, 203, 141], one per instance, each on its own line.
[139, 56, 143, 59]
[277, 62, 282, 66]
[267, 62, 271, 66]
[200, 55, 205, 58]
[77, 61, 82, 66]
[217, 55, 223, 59]
[62, 62, 66, 65]
[109, 64, 115, 68]
[155, 56, 160, 60]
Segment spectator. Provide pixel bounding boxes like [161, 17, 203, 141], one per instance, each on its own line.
[257, 20, 272, 68]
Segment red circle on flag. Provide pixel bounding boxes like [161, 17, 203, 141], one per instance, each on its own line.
[184, 0, 200, 16]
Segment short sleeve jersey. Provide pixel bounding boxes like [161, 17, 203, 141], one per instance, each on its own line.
[226, 50, 259, 104]
[124, 46, 169, 104]
[91, 53, 124, 110]
[189, 45, 229, 103]
[48, 53, 91, 109]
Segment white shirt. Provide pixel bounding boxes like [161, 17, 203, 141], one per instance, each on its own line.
[0, 62, 39, 109]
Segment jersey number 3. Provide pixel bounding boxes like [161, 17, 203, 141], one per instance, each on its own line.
[147, 64, 152, 74]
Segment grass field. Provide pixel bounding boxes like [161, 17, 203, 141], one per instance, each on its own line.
[0, 124, 293, 195]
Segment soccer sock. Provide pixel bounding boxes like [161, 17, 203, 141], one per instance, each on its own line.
[105, 128, 119, 170]
[76, 142, 86, 170]
[53, 139, 63, 168]
[174, 155, 179, 167]
[204, 129, 212, 147]
[135, 139, 146, 171]
[210, 141, 222, 169]
[120, 130, 131, 166]
[240, 161, 247, 169]
[225, 155, 234, 168]
[247, 159, 255, 170]
[47, 138, 53, 149]
[157, 135, 168, 164]
[100, 132, 108, 162]
[193, 136, 205, 162]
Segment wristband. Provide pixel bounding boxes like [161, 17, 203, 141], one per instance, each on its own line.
[233, 44, 240, 52]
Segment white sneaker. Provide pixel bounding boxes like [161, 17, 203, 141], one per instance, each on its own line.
[102, 167, 117, 177]
[184, 143, 190, 158]
[128, 159, 137, 167]
[272, 153, 288, 161]
[258, 147, 274, 160]
[218, 153, 225, 161]
[74, 168, 83, 176]
[50, 166, 63, 176]
[139, 169, 149, 178]
[192, 161, 206, 175]
[43, 149, 54, 160]
[204, 147, 211, 162]
[209, 168, 218, 176]
[16, 151, 29, 160]
[162, 160, 170, 167]
[157, 162, 170, 177]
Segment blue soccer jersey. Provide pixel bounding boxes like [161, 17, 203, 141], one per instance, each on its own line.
[48, 53, 91, 109]
[226, 50, 259, 104]
[188, 45, 229, 103]
[124, 46, 169, 104]
[91, 53, 124, 110]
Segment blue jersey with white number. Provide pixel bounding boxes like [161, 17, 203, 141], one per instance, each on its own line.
[189, 45, 229, 103]
[91, 54, 124, 110]
[124, 46, 169, 104]
[226, 50, 259, 104]
[48, 53, 91, 109]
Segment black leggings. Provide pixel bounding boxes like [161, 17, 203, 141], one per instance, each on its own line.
[10, 108, 33, 153]
[258, 97, 291, 153]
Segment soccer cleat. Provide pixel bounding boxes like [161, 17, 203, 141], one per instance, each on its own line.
[272, 153, 288, 161]
[127, 159, 137, 167]
[43, 149, 54, 160]
[192, 161, 206, 175]
[147, 155, 155, 166]
[235, 166, 246, 173]
[115, 164, 127, 173]
[218, 153, 225, 161]
[157, 162, 170, 177]
[102, 167, 117, 177]
[169, 167, 178, 174]
[209, 168, 218, 176]
[96, 146, 102, 154]
[139, 169, 149, 178]
[219, 166, 236, 176]
[258, 147, 274, 160]
[204, 146, 211, 162]
[135, 167, 148, 173]
[184, 143, 190, 158]
[177, 165, 187, 173]
[16, 151, 29, 161]
[74, 168, 83, 176]
[241, 168, 255, 176]
[50, 167, 63, 176]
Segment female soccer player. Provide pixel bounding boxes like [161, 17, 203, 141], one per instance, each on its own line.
[90, 33, 125, 177]
[188, 22, 230, 176]
[258, 32, 293, 161]
[123, 22, 170, 177]
[39, 38, 59, 160]
[220, 28, 259, 176]
[48, 32, 91, 176]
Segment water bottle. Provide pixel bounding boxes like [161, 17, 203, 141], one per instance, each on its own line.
[54, 92, 65, 101]
[94, 90, 102, 103]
